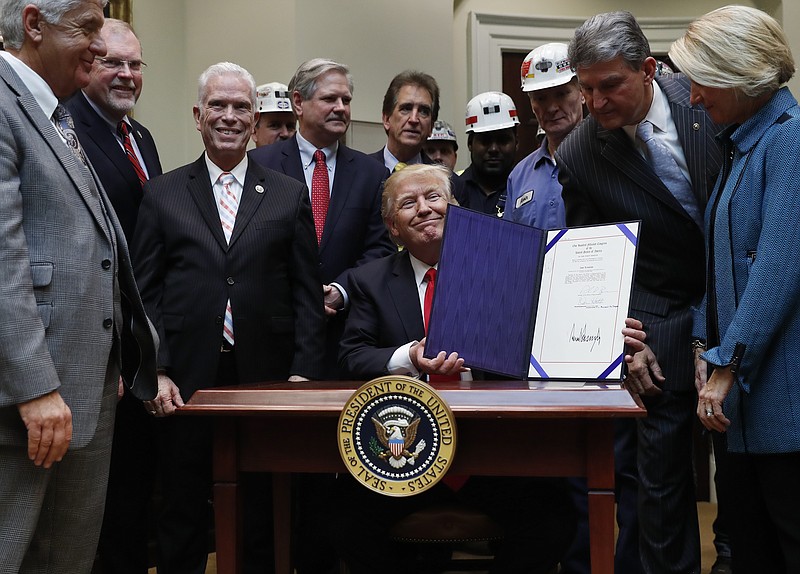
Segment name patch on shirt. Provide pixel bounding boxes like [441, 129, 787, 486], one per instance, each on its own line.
[515, 190, 534, 209]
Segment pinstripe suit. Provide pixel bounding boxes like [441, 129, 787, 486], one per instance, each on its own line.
[131, 155, 326, 573]
[0, 53, 157, 572]
[557, 74, 723, 574]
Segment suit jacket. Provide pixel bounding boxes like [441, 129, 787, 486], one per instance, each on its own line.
[367, 146, 435, 170]
[250, 136, 394, 378]
[66, 91, 162, 240]
[339, 250, 423, 379]
[131, 156, 326, 400]
[0, 57, 157, 448]
[250, 136, 394, 292]
[556, 74, 724, 391]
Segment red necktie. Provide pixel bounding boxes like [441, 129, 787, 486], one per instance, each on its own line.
[311, 150, 329, 244]
[423, 268, 459, 383]
[117, 121, 147, 186]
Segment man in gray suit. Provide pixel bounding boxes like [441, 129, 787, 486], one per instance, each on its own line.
[556, 12, 724, 574]
[0, 1, 158, 572]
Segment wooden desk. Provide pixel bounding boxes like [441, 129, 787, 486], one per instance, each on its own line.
[182, 380, 645, 574]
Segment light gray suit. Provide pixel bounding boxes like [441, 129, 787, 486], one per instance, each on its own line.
[0, 55, 157, 573]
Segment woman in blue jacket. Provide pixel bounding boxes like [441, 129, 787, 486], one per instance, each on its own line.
[670, 6, 800, 573]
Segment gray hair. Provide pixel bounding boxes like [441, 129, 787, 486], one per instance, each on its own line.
[669, 5, 795, 99]
[0, 0, 108, 50]
[197, 62, 257, 107]
[569, 11, 651, 72]
[381, 164, 455, 245]
[288, 58, 353, 105]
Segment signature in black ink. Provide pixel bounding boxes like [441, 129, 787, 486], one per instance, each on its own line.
[569, 323, 601, 352]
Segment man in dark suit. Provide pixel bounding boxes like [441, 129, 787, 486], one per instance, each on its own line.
[249, 58, 394, 378]
[368, 70, 440, 172]
[556, 12, 724, 574]
[67, 19, 161, 240]
[337, 164, 618, 573]
[0, 1, 158, 571]
[65, 19, 163, 574]
[131, 62, 325, 574]
[249, 57, 394, 574]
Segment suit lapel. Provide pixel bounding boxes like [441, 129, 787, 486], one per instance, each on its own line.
[228, 163, 266, 247]
[1, 66, 112, 241]
[321, 144, 354, 253]
[186, 156, 229, 251]
[388, 252, 425, 341]
[282, 136, 306, 181]
[130, 118, 162, 177]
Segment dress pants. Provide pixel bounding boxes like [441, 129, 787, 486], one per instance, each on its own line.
[97, 391, 160, 574]
[156, 349, 238, 574]
[0, 364, 118, 574]
[727, 451, 800, 573]
[638, 389, 700, 574]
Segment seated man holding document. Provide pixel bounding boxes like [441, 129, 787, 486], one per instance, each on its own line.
[336, 164, 646, 573]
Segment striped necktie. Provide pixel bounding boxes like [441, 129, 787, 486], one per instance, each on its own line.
[118, 121, 148, 186]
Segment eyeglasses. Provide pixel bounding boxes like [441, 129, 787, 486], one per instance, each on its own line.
[94, 57, 147, 72]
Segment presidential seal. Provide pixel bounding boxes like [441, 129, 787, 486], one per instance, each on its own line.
[338, 376, 457, 497]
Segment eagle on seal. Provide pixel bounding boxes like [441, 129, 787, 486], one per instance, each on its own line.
[372, 415, 422, 468]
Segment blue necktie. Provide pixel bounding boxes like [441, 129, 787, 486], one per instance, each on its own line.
[636, 120, 702, 229]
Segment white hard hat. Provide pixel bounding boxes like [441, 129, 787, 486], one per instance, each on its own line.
[520, 43, 575, 92]
[256, 82, 292, 113]
[465, 92, 519, 133]
[428, 120, 458, 144]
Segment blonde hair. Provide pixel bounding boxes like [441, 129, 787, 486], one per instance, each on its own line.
[669, 5, 794, 98]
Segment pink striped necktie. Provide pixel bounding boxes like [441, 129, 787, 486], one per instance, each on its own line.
[218, 172, 238, 345]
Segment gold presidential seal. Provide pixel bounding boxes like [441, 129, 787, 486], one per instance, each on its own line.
[338, 376, 457, 497]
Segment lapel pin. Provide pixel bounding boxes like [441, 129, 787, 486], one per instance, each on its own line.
[255, 185, 265, 194]
[692, 123, 700, 131]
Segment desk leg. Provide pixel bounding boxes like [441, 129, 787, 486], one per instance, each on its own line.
[214, 419, 242, 574]
[273, 472, 292, 574]
[586, 420, 615, 574]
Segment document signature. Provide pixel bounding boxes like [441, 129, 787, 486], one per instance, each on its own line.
[569, 323, 601, 352]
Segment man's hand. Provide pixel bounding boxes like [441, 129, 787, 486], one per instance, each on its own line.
[623, 343, 665, 406]
[144, 374, 184, 417]
[17, 390, 73, 468]
[622, 317, 647, 360]
[409, 338, 465, 377]
[323, 284, 343, 317]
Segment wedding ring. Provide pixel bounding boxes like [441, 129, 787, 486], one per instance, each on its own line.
[150, 410, 157, 415]
[705, 409, 713, 417]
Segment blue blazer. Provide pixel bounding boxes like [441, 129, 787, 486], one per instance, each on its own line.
[695, 87, 800, 453]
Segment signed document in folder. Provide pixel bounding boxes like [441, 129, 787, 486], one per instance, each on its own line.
[425, 206, 639, 381]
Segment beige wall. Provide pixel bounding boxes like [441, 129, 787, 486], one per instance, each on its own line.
[132, 0, 797, 172]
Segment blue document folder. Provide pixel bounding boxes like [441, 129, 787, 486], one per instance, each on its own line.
[425, 206, 639, 380]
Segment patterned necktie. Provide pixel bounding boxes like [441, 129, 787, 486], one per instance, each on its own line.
[636, 120, 703, 228]
[117, 121, 148, 186]
[53, 104, 88, 167]
[218, 172, 238, 346]
[311, 150, 329, 244]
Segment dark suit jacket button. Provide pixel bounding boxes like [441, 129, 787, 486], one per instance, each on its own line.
[103, 318, 113, 328]
[215, 316, 223, 325]
[102, 259, 112, 270]
[226, 277, 235, 285]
